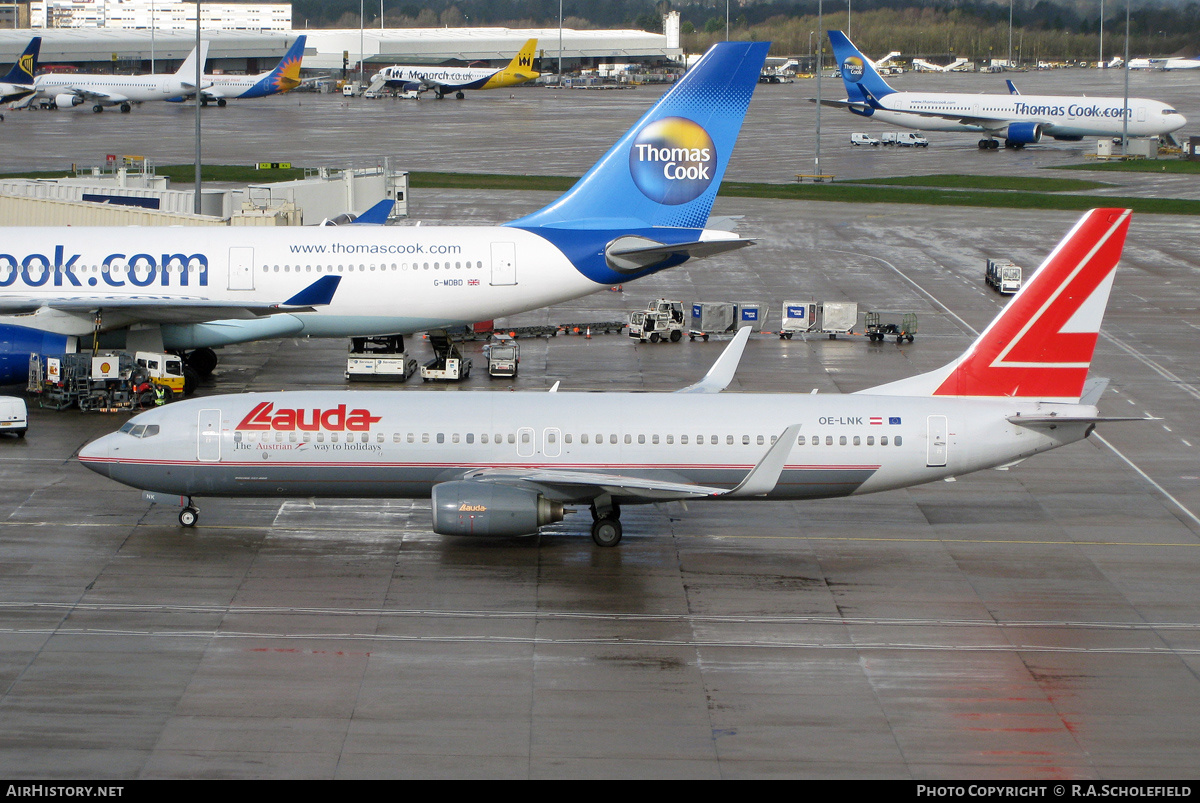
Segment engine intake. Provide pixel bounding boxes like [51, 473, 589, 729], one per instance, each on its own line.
[55, 93, 83, 108]
[432, 481, 565, 537]
[1005, 122, 1043, 144]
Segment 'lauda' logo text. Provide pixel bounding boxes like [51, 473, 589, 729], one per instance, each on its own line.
[238, 402, 382, 432]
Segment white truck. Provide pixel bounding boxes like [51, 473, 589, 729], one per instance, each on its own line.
[851, 132, 880, 146]
[420, 332, 472, 382]
[985, 258, 1024, 294]
[0, 397, 27, 437]
[895, 132, 929, 147]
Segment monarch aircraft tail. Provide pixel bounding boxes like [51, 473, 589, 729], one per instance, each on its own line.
[860, 208, 1132, 403]
[482, 38, 540, 89]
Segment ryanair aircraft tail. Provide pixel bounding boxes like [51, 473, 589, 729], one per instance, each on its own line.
[828, 31, 897, 105]
[508, 41, 769, 231]
[2, 36, 40, 85]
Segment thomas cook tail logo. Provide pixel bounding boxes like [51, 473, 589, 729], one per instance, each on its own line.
[628, 117, 718, 206]
[842, 56, 866, 82]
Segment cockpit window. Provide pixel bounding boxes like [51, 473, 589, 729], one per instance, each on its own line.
[1164, 108, 1178, 115]
[119, 422, 135, 433]
[121, 423, 159, 438]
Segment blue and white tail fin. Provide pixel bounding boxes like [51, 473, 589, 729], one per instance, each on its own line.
[828, 31, 897, 105]
[2, 36, 40, 85]
[507, 41, 769, 231]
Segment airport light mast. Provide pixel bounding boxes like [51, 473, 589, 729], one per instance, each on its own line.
[194, 0, 201, 214]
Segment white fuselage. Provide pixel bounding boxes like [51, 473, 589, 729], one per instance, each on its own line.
[78, 389, 1096, 503]
[373, 65, 495, 91]
[34, 72, 194, 105]
[0, 225, 614, 346]
[868, 90, 1186, 138]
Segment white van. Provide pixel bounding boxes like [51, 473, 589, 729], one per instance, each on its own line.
[850, 132, 880, 146]
[0, 396, 27, 438]
[895, 132, 929, 147]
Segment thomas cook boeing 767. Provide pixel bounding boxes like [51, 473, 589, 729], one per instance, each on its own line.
[0, 41, 767, 383]
[80, 209, 1135, 547]
[823, 31, 1185, 149]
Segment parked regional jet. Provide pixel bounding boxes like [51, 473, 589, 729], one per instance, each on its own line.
[80, 209, 1134, 548]
[0, 41, 766, 384]
[28, 41, 209, 112]
[369, 38, 538, 99]
[169, 36, 308, 107]
[824, 31, 1186, 149]
[0, 37, 40, 105]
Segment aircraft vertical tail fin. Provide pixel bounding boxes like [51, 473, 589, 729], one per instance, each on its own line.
[175, 41, 210, 81]
[244, 35, 306, 96]
[507, 41, 768, 231]
[827, 30, 897, 103]
[2, 36, 40, 85]
[506, 38, 538, 77]
[860, 209, 1132, 402]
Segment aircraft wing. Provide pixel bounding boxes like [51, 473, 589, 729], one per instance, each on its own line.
[0, 276, 341, 334]
[453, 424, 803, 503]
[59, 86, 129, 103]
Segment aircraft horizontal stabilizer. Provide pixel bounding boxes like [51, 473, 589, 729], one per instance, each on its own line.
[605, 235, 753, 273]
[1006, 414, 1151, 427]
[677, 326, 751, 394]
[349, 199, 395, 226]
[280, 275, 341, 307]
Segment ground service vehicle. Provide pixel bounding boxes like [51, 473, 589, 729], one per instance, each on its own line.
[851, 132, 880, 146]
[346, 335, 419, 381]
[485, 335, 520, 377]
[986, 258, 1024, 294]
[865, 311, 918, 343]
[629, 299, 685, 343]
[0, 397, 27, 437]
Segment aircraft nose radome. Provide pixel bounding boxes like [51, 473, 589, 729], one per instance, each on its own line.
[77, 436, 111, 476]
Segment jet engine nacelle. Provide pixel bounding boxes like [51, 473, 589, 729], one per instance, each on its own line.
[54, 93, 82, 108]
[1004, 122, 1043, 144]
[432, 481, 565, 537]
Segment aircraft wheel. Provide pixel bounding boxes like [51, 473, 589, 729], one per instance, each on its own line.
[990, 140, 1000, 149]
[217, 98, 227, 107]
[591, 517, 622, 548]
[120, 103, 131, 113]
[455, 91, 464, 99]
[182, 366, 200, 396]
[978, 139, 989, 149]
[179, 507, 199, 527]
[92, 105, 103, 113]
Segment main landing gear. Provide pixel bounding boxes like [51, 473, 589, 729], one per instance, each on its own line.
[179, 500, 199, 527]
[589, 499, 622, 547]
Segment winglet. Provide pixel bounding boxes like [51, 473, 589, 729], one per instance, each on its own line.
[282, 275, 341, 307]
[350, 199, 395, 226]
[722, 424, 802, 497]
[677, 326, 751, 394]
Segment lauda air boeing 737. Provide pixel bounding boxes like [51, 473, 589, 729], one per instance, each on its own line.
[0, 41, 767, 385]
[80, 209, 1134, 548]
[824, 31, 1186, 149]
